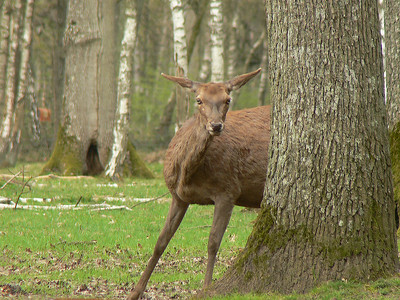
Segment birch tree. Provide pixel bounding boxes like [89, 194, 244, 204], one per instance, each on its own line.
[169, 0, 189, 129]
[209, 0, 223, 82]
[212, 0, 398, 295]
[0, 0, 22, 164]
[0, 0, 35, 167]
[0, 0, 11, 112]
[105, 2, 137, 179]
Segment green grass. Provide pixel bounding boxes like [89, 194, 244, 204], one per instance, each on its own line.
[1, 162, 400, 299]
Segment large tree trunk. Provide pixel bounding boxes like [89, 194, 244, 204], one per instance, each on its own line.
[43, 0, 117, 175]
[51, 0, 67, 142]
[211, 0, 398, 295]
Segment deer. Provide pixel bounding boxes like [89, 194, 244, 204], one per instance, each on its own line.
[128, 68, 271, 300]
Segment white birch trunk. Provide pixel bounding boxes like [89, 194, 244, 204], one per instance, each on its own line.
[210, 0, 224, 82]
[170, 0, 187, 73]
[0, 0, 22, 157]
[5, 0, 35, 167]
[0, 0, 11, 110]
[16, 0, 34, 104]
[104, 3, 137, 179]
[27, 67, 40, 143]
[199, 41, 211, 81]
[226, 11, 238, 79]
[169, 0, 189, 129]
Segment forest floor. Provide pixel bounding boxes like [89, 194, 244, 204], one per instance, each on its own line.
[1, 161, 400, 299]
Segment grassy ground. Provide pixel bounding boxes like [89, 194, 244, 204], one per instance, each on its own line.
[1, 162, 400, 299]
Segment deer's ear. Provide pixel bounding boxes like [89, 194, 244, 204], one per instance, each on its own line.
[161, 73, 200, 92]
[225, 68, 261, 92]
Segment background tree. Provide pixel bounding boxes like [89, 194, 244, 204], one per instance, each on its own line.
[169, 0, 189, 129]
[211, 0, 399, 295]
[42, 0, 117, 175]
[0, 0, 35, 167]
[209, 0, 224, 82]
[385, 0, 400, 226]
[105, 1, 141, 179]
[0, 0, 267, 168]
[385, 0, 400, 129]
[43, 0, 152, 177]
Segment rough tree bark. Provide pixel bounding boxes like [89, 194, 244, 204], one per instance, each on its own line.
[51, 0, 67, 141]
[209, 0, 224, 82]
[42, 0, 117, 175]
[385, 0, 400, 224]
[211, 0, 399, 295]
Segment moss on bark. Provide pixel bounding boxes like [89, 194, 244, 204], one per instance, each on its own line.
[390, 122, 400, 228]
[41, 125, 83, 175]
[123, 141, 154, 179]
[390, 122, 400, 207]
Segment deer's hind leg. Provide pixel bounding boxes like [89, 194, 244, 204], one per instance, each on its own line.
[203, 200, 234, 288]
[129, 197, 189, 300]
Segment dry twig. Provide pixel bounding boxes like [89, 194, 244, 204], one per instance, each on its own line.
[0, 171, 22, 190]
[131, 192, 170, 208]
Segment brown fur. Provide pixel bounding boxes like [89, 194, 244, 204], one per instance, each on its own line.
[128, 69, 270, 300]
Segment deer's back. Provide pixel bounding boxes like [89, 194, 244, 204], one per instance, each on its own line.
[165, 105, 271, 207]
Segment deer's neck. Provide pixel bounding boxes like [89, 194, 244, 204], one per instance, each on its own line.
[166, 113, 213, 188]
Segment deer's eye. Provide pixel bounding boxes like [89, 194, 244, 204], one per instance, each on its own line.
[226, 98, 231, 105]
[196, 98, 203, 105]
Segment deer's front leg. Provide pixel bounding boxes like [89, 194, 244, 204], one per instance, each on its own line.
[128, 198, 189, 300]
[203, 201, 234, 288]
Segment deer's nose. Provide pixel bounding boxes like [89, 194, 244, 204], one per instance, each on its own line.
[210, 122, 223, 132]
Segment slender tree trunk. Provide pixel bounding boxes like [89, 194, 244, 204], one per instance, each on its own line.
[385, 0, 400, 129]
[211, 0, 398, 295]
[199, 36, 211, 82]
[105, 2, 137, 179]
[258, 35, 269, 106]
[385, 0, 400, 225]
[6, 0, 35, 167]
[0, 0, 22, 166]
[209, 0, 223, 82]
[0, 0, 11, 113]
[156, 0, 209, 145]
[226, 8, 238, 79]
[27, 67, 40, 144]
[169, 0, 189, 129]
[230, 31, 264, 108]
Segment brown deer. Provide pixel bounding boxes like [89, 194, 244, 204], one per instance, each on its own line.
[128, 68, 271, 300]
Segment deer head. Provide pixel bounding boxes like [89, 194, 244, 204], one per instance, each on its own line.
[162, 68, 261, 136]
